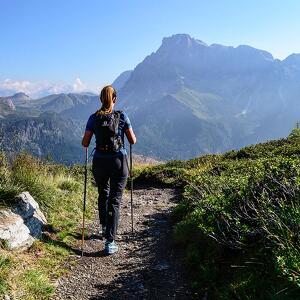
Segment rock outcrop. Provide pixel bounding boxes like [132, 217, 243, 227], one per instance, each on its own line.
[0, 192, 47, 250]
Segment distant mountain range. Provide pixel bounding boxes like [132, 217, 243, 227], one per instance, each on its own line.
[117, 34, 300, 159]
[0, 92, 99, 163]
[1, 33, 300, 162]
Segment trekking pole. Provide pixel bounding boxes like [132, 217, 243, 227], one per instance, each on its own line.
[81, 147, 88, 257]
[130, 144, 134, 233]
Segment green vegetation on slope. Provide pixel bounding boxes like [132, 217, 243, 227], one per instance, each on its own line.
[172, 87, 222, 120]
[0, 152, 97, 299]
[1, 130, 300, 299]
[135, 135, 300, 299]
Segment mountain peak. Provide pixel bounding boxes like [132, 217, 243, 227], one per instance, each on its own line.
[283, 53, 300, 66]
[161, 34, 207, 49]
[14, 92, 28, 96]
[11, 92, 31, 101]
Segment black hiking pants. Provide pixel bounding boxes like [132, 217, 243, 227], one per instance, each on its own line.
[92, 154, 128, 242]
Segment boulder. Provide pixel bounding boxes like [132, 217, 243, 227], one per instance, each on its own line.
[0, 209, 34, 249]
[12, 192, 40, 219]
[0, 192, 47, 250]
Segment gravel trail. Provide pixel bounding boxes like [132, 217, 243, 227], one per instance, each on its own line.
[53, 187, 194, 300]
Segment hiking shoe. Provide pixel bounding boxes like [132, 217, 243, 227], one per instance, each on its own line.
[104, 240, 118, 255]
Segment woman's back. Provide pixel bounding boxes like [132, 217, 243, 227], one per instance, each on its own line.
[85, 110, 132, 157]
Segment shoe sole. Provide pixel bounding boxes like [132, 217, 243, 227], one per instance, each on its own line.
[104, 247, 119, 255]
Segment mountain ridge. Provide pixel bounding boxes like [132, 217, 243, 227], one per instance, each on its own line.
[114, 34, 300, 159]
[1, 33, 300, 162]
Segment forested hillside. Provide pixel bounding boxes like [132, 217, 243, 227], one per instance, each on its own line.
[0, 93, 98, 164]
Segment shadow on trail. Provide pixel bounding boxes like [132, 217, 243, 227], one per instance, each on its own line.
[68, 232, 104, 241]
[88, 192, 193, 300]
[43, 229, 105, 257]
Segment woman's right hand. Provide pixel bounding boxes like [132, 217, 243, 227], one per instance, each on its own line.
[125, 128, 137, 144]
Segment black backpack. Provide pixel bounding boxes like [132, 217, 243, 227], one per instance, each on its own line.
[93, 110, 123, 152]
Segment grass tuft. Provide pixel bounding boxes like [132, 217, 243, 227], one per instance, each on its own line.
[0, 254, 13, 295]
[23, 270, 54, 299]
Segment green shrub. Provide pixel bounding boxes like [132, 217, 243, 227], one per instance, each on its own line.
[58, 179, 80, 192]
[135, 137, 300, 298]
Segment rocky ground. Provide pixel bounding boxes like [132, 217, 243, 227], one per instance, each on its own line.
[53, 187, 196, 300]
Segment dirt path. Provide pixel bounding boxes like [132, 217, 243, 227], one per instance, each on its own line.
[53, 188, 194, 300]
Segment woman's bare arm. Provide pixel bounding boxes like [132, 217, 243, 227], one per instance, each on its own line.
[125, 128, 137, 144]
[81, 130, 93, 147]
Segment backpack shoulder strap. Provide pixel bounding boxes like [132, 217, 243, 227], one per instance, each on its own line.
[113, 110, 122, 135]
[114, 110, 122, 116]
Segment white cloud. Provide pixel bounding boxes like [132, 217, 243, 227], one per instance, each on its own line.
[73, 78, 86, 92]
[0, 78, 95, 98]
[2, 79, 31, 91]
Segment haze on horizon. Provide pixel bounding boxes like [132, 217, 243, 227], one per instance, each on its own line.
[1, 0, 300, 97]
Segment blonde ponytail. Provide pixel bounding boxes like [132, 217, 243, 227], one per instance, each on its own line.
[98, 85, 116, 115]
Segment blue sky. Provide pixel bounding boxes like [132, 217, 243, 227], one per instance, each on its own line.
[1, 0, 300, 96]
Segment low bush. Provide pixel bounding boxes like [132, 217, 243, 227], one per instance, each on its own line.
[135, 137, 300, 299]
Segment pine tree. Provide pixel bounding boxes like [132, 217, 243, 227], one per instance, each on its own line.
[288, 121, 300, 140]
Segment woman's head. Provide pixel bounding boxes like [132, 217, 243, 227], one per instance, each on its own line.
[99, 85, 117, 114]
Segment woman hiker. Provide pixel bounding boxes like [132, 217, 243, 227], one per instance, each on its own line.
[81, 85, 137, 255]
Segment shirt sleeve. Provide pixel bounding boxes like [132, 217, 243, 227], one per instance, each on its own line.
[85, 114, 95, 132]
[123, 112, 132, 130]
